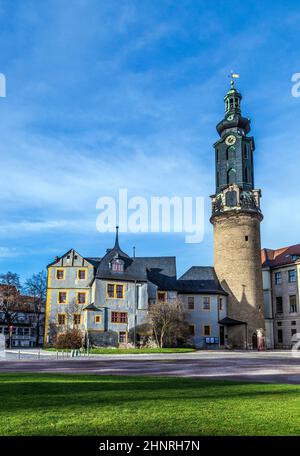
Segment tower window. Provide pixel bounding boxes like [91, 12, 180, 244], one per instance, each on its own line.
[245, 167, 249, 183]
[227, 168, 236, 185]
[243, 144, 248, 159]
[245, 236, 249, 242]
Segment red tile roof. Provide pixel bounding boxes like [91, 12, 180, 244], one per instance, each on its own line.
[261, 244, 300, 268]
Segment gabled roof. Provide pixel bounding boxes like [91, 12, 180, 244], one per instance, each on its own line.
[261, 244, 300, 269]
[177, 266, 227, 295]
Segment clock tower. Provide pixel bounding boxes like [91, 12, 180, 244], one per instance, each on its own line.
[210, 79, 265, 348]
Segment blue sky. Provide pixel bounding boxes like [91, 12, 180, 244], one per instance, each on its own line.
[1, 0, 300, 281]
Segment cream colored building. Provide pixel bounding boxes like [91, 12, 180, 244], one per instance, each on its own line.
[262, 244, 300, 348]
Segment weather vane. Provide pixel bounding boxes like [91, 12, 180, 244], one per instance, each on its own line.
[228, 70, 240, 88]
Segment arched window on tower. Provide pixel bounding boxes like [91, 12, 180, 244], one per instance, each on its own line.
[245, 167, 249, 183]
[227, 168, 236, 185]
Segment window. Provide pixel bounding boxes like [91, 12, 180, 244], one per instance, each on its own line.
[225, 190, 237, 207]
[244, 167, 249, 183]
[73, 314, 81, 325]
[58, 291, 67, 304]
[111, 311, 128, 324]
[243, 144, 248, 159]
[278, 329, 283, 344]
[203, 297, 210, 311]
[77, 292, 86, 304]
[107, 284, 124, 299]
[107, 284, 115, 298]
[120, 312, 127, 323]
[245, 236, 249, 242]
[289, 295, 297, 313]
[292, 321, 297, 326]
[116, 285, 124, 299]
[119, 331, 127, 343]
[276, 296, 283, 314]
[112, 259, 124, 272]
[188, 296, 195, 310]
[227, 168, 236, 185]
[78, 269, 86, 280]
[189, 325, 195, 336]
[288, 270, 296, 283]
[277, 321, 282, 327]
[58, 314, 66, 325]
[95, 315, 101, 324]
[292, 329, 297, 337]
[274, 272, 282, 285]
[157, 291, 166, 302]
[56, 269, 65, 280]
[203, 325, 211, 336]
[219, 297, 224, 311]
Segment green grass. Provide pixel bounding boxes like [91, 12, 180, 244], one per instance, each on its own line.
[0, 373, 300, 436]
[45, 347, 196, 354]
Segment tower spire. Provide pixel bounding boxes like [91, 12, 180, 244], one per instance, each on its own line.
[114, 225, 120, 249]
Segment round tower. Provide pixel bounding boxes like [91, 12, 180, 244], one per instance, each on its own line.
[210, 78, 265, 348]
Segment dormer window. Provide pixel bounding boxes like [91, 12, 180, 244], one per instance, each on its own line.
[111, 258, 124, 272]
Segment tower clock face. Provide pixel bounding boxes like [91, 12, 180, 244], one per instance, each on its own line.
[225, 135, 236, 146]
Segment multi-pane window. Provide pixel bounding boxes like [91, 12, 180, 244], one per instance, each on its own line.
[278, 329, 283, 344]
[119, 331, 127, 343]
[288, 270, 296, 283]
[58, 291, 67, 304]
[188, 296, 195, 310]
[203, 325, 211, 336]
[73, 314, 81, 325]
[107, 284, 124, 299]
[289, 295, 297, 313]
[77, 292, 86, 304]
[276, 296, 283, 314]
[116, 285, 123, 299]
[203, 297, 211, 311]
[157, 292, 166, 302]
[274, 272, 282, 285]
[111, 311, 128, 324]
[56, 269, 65, 280]
[78, 269, 86, 280]
[58, 314, 66, 325]
[112, 260, 124, 272]
[107, 284, 115, 298]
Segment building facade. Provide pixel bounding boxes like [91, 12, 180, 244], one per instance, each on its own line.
[0, 286, 45, 348]
[44, 229, 228, 349]
[262, 244, 300, 348]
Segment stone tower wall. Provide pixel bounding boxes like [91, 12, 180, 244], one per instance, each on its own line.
[212, 210, 265, 347]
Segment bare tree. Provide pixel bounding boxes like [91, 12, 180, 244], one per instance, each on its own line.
[0, 272, 22, 347]
[148, 298, 190, 348]
[24, 271, 47, 346]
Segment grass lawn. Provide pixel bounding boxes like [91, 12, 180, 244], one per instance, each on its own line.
[45, 347, 196, 354]
[0, 374, 300, 436]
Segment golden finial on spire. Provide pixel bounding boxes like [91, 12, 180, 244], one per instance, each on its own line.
[228, 70, 240, 88]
